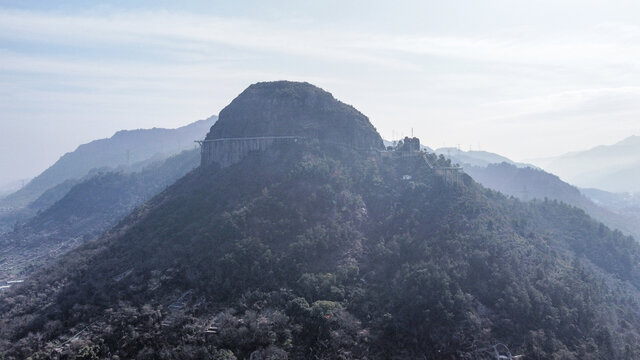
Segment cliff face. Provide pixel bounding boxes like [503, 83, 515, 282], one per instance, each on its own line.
[202, 81, 384, 167]
[201, 137, 297, 168]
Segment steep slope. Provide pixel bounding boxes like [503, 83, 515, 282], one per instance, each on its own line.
[206, 81, 383, 151]
[465, 162, 640, 239]
[0, 117, 216, 209]
[0, 179, 80, 234]
[0, 150, 200, 280]
[2, 82, 640, 359]
[531, 135, 640, 192]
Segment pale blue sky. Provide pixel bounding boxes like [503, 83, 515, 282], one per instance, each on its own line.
[2, 0, 640, 182]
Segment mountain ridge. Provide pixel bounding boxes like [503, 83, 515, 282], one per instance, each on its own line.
[464, 162, 640, 239]
[0, 149, 201, 281]
[0, 117, 216, 209]
[530, 134, 640, 192]
[435, 147, 535, 168]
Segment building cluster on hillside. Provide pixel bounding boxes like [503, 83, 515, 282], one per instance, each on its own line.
[197, 134, 464, 185]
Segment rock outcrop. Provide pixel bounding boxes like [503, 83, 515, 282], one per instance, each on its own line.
[201, 81, 384, 167]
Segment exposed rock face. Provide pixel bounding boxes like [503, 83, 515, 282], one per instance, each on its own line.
[202, 81, 384, 167]
[201, 137, 297, 168]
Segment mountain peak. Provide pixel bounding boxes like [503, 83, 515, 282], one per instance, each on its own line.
[205, 81, 384, 150]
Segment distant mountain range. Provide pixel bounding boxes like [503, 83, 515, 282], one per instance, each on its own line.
[0, 116, 216, 209]
[0, 149, 200, 280]
[531, 135, 640, 193]
[0, 114, 215, 281]
[435, 147, 533, 168]
[464, 162, 640, 240]
[0, 117, 216, 234]
[427, 148, 640, 239]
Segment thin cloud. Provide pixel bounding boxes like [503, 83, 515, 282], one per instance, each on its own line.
[0, 9, 419, 71]
[483, 87, 640, 120]
[2, 9, 640, 77]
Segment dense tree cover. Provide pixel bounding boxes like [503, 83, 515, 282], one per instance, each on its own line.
[465, 162, 640, 239]
[0, 150, 200, 279]
[2, 141, 640, 359]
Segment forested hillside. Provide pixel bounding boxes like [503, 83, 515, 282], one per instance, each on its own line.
[2, 139, 640, 359]
[465, 162, 640, 239]
[0, 179, 80, 234]
[1, 82, 640, 359]
[0, 150, 200, 281]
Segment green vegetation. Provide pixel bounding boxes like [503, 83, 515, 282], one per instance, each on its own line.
[466, 162, 640, 239]
[2, 140, 640, 359]
[0, 149, 200, 278]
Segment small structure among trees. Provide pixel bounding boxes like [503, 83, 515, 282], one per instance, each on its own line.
[389, 136, 464, 185]
[395, 137, 421, 152]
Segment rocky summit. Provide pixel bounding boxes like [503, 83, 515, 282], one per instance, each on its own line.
[205, 81, 384, 150]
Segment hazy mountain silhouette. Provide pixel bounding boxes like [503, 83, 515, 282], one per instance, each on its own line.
[465, 162, 640, 239]
[0, 116, 216, 209]
[447, 148, 640, 238]
[0, 149, 200, 281]
[582, 188, 640, 209]
[532, 135, 640, 193]
[435, 147, 534, 168]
